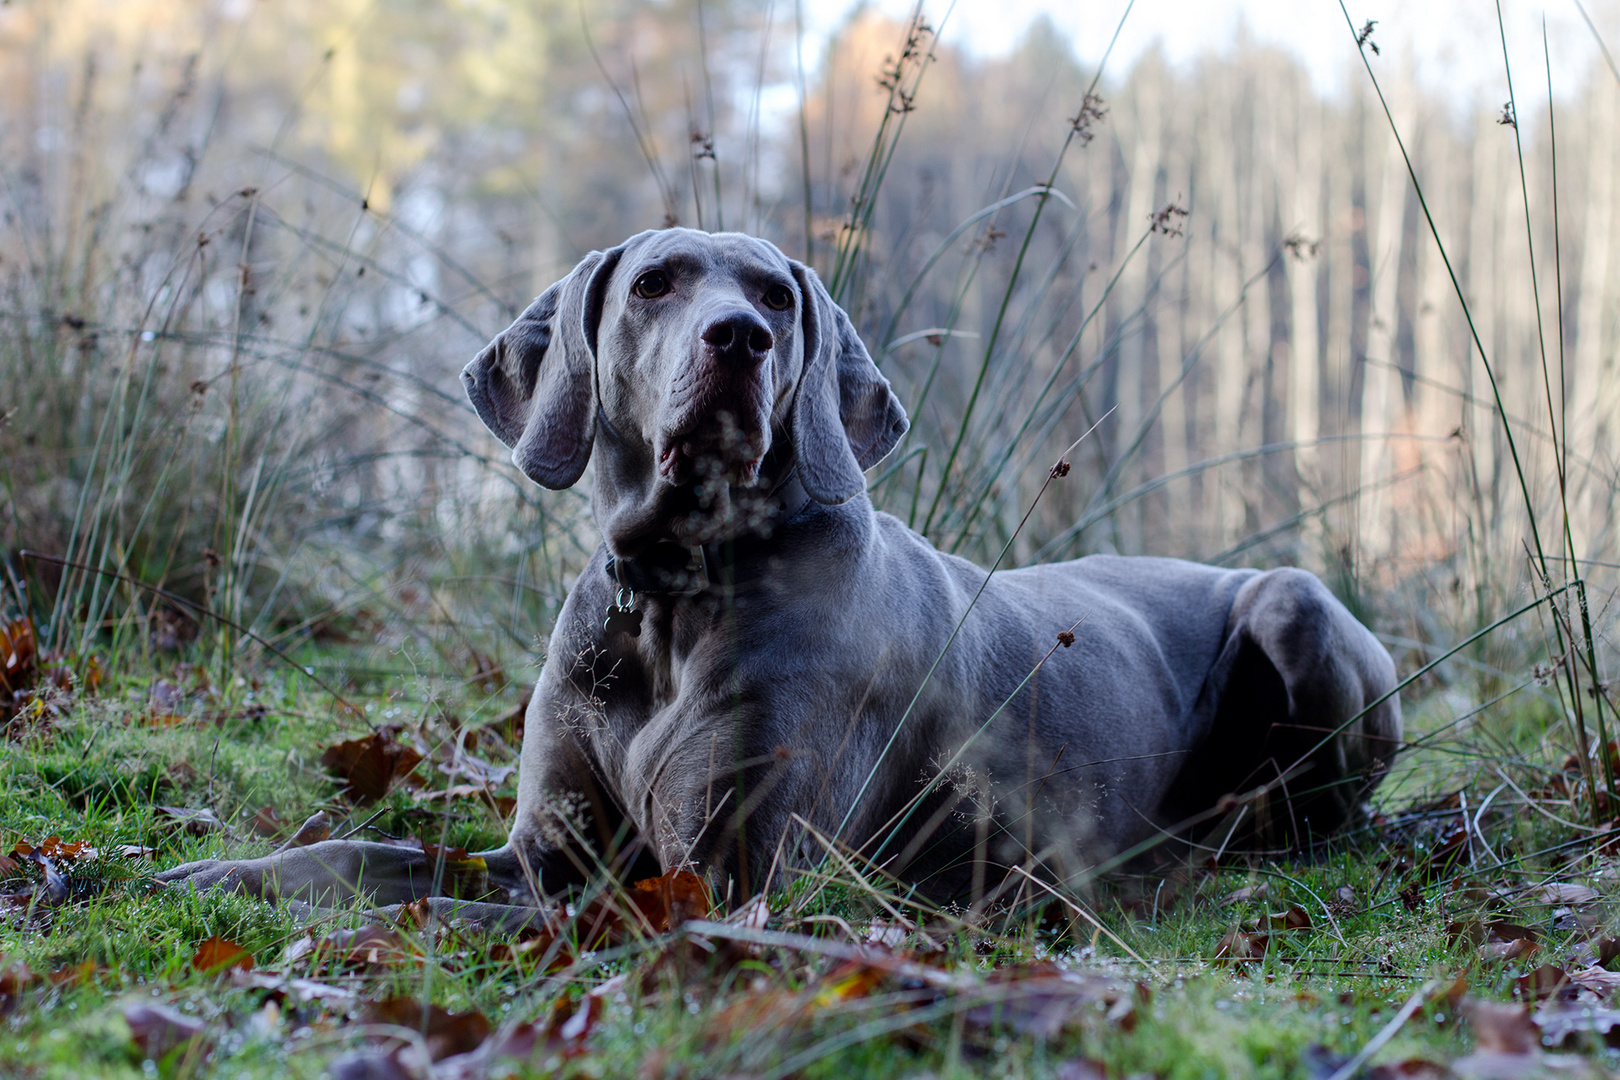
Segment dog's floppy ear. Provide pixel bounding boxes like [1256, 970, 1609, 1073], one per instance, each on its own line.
[461, 248, 623, 489]
[789, 262, 909, 504]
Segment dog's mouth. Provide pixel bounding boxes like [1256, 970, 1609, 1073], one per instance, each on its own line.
[656, 411, 767, 488]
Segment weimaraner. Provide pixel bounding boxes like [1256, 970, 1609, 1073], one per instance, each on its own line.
[158, 229, 1401, 911]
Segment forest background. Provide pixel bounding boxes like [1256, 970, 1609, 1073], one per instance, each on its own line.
[5, 0, 1620, 1075]
[3, 0, 1616, 672]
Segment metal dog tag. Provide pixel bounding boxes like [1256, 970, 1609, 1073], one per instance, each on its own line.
[604, 587, 642, 638]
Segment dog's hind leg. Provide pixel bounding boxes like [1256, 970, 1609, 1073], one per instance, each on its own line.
[1168, 568, 1402, 851]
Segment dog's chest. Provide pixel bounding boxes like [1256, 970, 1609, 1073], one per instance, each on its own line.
[573, 596, 727, 762]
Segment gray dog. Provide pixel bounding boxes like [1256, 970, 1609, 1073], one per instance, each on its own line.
[158, 229, 1401, 910]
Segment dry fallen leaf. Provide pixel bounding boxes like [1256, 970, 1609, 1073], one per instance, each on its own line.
[1267, 904, 1312, 931]
[1468, 998, 1540, 1054]
[248, 806, 284, 838]
[1528, 882, 1599, 907]
[328, 1047, 418, 1080]
[542, 992, 604, 1052]
[561, 867, 715, 954]
[629, 868, 712, 932]
[1512, 964, 1571, 1002]
[814, 959, 890, 1006]
[1448, 918, 1541, 963]
[962, 964, 1136, 1039]
[1214, 929, 1270, 965]
[271, 810, 331, 853]
[191, 936, 253, 975]
[228, 968, 358, 1006]
[0, 957, 33, 1016]
[366, 997, 491, 1061]
[866, 917, 913, 948]
[1448, 997, 1611, 1079]
[436, 746, 515, 788]
[1566, 965, 1620, 997]
[1410, 822, 1469, 885]
[1488, 939, 1541, 964]
[12, 836, 98, 864]
[414, 783, 517, 817]
[1566, 935, 1620, 971]
[307, 925, 418, 971]
[703, 988, 811, 1048]
[320, 725, 423, 802]
[49, 959, 98, 988]
[25, 850, 68, 905]
[488, 926, 574, 973]
[156, 806, 232, 837]
[1533, 997, 1620, 1045]
[489, 870, 717, 976]
[1365, 1059, 1449, 1079]
[1308, 1042, 1451, 1075]
[0, 618, 39, 708]
[1221, 883, 1269, 905]
[730, 895, 771, 931]
[432, 991, 606, 1080]
[123, 1002, 210, 1062]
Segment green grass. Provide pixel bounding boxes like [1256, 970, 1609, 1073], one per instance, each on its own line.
[2, 652, 1617, 1079]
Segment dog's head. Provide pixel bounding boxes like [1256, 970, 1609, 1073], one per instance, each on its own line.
[462, 229, 907, 545]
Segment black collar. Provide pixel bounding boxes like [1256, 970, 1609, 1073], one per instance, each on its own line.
[604, 471, 810, 596]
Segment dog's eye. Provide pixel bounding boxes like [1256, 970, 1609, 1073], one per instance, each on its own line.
[633, 270, 670, 299]
[763, 283, 794, 311]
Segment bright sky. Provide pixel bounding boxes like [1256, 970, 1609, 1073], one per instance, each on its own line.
[802, 0, 1620, 114]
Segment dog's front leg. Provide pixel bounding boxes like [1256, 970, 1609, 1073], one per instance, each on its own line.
[154, 839, 435, 905]
[154, 648, 631, 911]
[484, 654, 660, 903]
[154, 835, 577, 909]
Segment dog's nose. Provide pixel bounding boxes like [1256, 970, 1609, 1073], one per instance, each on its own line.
[701, 311, 773, 367]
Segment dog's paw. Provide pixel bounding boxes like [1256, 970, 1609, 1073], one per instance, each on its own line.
[153, 857, 268, 897]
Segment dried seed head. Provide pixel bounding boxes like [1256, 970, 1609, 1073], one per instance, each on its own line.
[1356, 19, 1379, 54]
[1150, 201, 1189, 237]
[1069, 92, 1108, 145]
[1056, 630, 1075, 648]
[1050, 460, 1071, 479]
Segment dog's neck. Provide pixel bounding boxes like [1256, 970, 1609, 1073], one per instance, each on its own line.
[593, 433, 809, 593]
